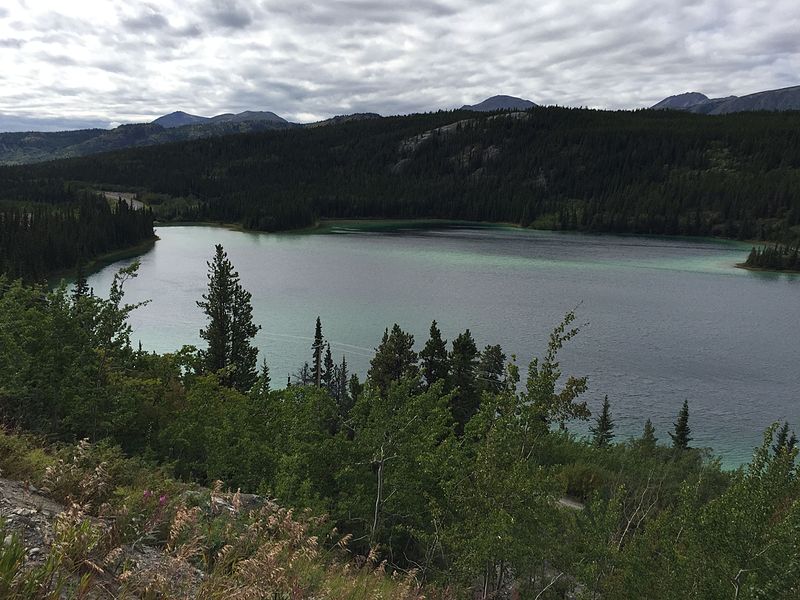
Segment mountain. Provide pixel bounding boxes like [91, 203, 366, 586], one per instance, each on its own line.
[652, 85, 800, 114]
[461, 95, 537, 112]
[650, 92, 710, 110]
[210, 110, 287, 124]
[152, 111, 209, 128]
[0, 112, 296, 165]
[152, 110, 289, 129]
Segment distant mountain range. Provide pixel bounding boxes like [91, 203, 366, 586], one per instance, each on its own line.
[0, 97, 538, 165]
[652, 85, 800, 114]
[3, 86, 799, 165]
[152, 110, 288, 128]
[0, 114, 296, 165]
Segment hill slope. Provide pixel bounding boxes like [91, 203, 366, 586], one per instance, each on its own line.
[2, 106, 799, 241]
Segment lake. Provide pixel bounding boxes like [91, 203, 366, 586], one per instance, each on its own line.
[85, 223, 800, 467]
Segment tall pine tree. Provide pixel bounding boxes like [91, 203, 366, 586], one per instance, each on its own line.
[312, 316, 324, 387]
[669, 400, 692, 450]
[590, 396, 614, 448]
[420, 320, 449, 389]
[197, 244, 260, 392]
[449, 329, 479, 433]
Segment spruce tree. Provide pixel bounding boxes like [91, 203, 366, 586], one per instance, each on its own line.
[640, 418, 657, 452]
[773, 421, 798, 455]
[322, 343, 335, 390]
[336, 355, 352, 417]
[449, 329, 479, 433]
[669, 400, 692, 450]
[348, 373, 364, 404]
[253, 357, 271, 396]
[420, 320, 449, 388]
[477, 344, 506, 394]
[312, 317, 324, 387]
[590, 396, 614, 447]
[72, 259, 89, 301]
[368, 324, 418, 395]
[197, 244, 260, 392]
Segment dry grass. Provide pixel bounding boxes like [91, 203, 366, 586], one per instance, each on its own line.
[0, 432, 450, 599]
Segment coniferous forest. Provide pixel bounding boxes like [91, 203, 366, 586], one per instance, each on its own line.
[1, 107, 799, 254]
[0, 190, 155, 280]
[0, 252, 798, 598]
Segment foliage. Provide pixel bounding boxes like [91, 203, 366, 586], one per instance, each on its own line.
[0, 264, 798, 597]
[590, 396, 615, 448]
[197, 244, 260, 392]
[670, 399, 692, 450]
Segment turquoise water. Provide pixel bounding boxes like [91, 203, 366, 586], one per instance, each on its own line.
[85, 224, 800, 467]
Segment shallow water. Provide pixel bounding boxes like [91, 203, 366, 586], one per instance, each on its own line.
[86, 224, 800, 467]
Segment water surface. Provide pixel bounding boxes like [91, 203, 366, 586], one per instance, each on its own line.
[86, 224, 800, 466]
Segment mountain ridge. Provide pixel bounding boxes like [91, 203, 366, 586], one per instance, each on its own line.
[461, 94, 537, 112]
[652, 84, 800, 114]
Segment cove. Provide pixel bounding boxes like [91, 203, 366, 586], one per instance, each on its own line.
[85, 223, 800, 467]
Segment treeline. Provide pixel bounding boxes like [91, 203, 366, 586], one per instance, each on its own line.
[2, 107, 800, 243]
[0, 192, 155, 280]
[745, 243, 800, 271]
[1, 253, 798, 598]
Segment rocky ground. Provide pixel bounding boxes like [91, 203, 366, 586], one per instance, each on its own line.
[0, 476, 204, 597]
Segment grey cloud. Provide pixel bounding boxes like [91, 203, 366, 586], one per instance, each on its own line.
[121, 10, 170, 31]
[0, 8, 8, 19]
[1, 0, 799, 127]
[204, 0, 254, 29]
[0, 113, 111, 133]
[34, 51, 79, 66]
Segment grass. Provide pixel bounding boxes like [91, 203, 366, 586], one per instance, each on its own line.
[0, 429, 447, 599]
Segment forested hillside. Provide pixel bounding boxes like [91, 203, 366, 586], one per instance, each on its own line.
[2, 106, 799, 242]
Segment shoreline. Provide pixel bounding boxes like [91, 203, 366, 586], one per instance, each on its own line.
[48, 236, 159, 284]
[735, 262, 800, 276]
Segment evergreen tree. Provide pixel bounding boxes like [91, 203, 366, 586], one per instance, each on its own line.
[312, 317, 324, 387]
[772, 421, 797, 455]
[336, 355, 352, 419]
[253, 357, 271, 396]
[197, 244, 260, 392]
[669, 400, 692, 450]
[72, 259, 89, 301]
[449, 329, 480, 433]
[640, 418, 657, 452]
[589, 396, 614, 448]
[368, 324, 418, 395]
[348, 373, 364, 405]
[322, 343, 335, 390]
[477, 344, 506, 394]
[420, 320, 449, 388]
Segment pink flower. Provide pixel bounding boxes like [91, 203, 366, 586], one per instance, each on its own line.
[159, 494, 168, 507]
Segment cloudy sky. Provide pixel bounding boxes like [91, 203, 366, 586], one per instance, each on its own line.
[0, 0, 798, 131]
